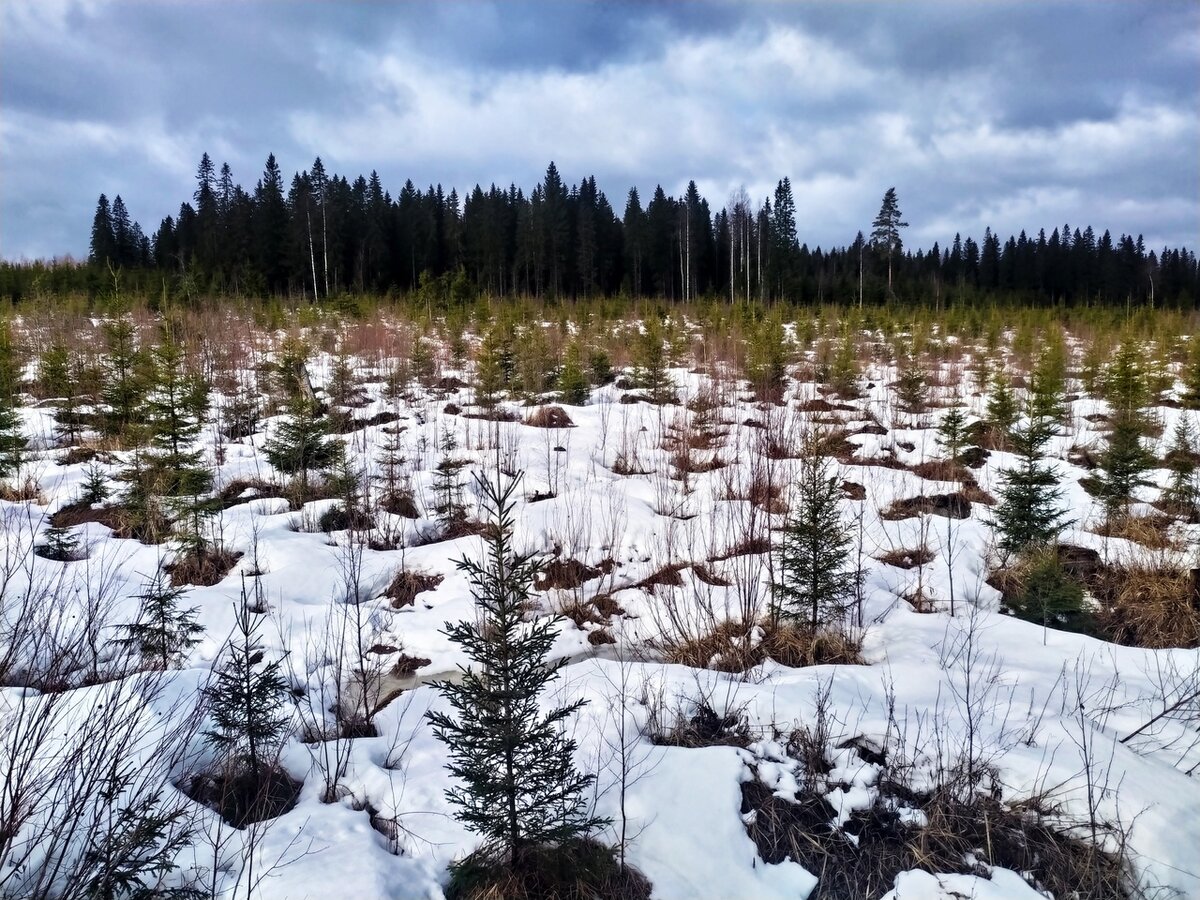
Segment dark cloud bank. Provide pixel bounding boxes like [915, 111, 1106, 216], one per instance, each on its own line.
[1, 0, 1197, 260]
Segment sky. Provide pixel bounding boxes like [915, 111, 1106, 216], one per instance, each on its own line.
[1, 0, 1198, 261]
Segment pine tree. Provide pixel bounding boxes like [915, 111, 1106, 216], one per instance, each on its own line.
[871, 187, 908, 294]
[203, 582, 289, 777]
[120, 572, 204, 669]
[80, 462, 111, 506]
[992, 409, 1070, 558]
[90, 194, 116, 266]
[426, 470, 606, 874]
[773, 432, 858, 630]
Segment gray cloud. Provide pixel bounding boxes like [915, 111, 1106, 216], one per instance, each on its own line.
[1, 0, 1196, 260]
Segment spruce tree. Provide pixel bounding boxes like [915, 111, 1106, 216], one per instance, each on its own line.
[992, 408, 1070, 558]
[632, 316, 673, 403]
[262, 395, 339, 503]
[1009, 551, 1087, 642]
[36, 524, 81, 562]
[745, 316, 788, 402]
[144, 332, 211, 498]
[426, 470, 606, 874]
[203, 582, 289, 777]
[772, 432, 858, 630]
[1094, 342, 1154, 527]
[101, 317, 146, 440]
[1162, 418, 1199, 520]
[557, 340, 590, 406]
[986, 373, 1018, 436]
[432, 427, 469, 530]
[120, 572, 204, 669]
[0, 401, 25, 482]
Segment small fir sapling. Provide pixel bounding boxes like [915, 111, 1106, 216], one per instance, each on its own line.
[557, 340, 591, 406]
[36, 524, 82, 562]
[772, 431, 858, 630]
[992, 403, 1071, 559]
[202, 580, 289, 777]
[119, 571, 204, 669]
[262, 395, 340, 503]
[1162, 418, 1200, 520]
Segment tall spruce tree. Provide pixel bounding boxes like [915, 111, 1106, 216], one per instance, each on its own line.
[426, 470, 605, 873]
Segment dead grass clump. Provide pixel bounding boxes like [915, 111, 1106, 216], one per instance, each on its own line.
[390, 653, 432, 676]
[166, 547, 243, 587]
[881, 492, 972, 520]
[669, 450, 726, 474]
[651, 698, 751, 749]
[590, 593, 625, 619]
[691, 564, 730, 587]
[611, 453, 651, 476]
[1098, 513, 1180, 550]
[1093, 561, 1200, 649]
[637, 564, 687, 590]
[760, 623, 864, 668]
[587, 628, 616, 646]
[446, 838, 651, 900]
[50, 501, 125, 530]
[534, 558, 606, 591]
[840, 480, 866, 501]
[876, 546, 935, 570]
[380, 491, 421, 518]
[727, 473, 786, 513]
[385, 570, 444, 608]
[741, 770, 1135, 900]
[660, 619, 758, 672]
[214, 478, 281, 510]
[708, 536, 772, 562]
[525, 405, 575, 428]
[909, 459, 970, 483]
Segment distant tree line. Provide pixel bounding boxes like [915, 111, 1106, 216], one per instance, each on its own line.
[2, 152, 1197, 306]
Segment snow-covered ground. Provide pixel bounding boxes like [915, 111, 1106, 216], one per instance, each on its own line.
[3, 325, 1199, 899]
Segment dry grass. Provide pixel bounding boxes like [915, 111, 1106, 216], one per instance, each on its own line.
[1098, 513, 1181, 551]
[447, 839, 651, 900]
[661, 620, 864, 672]
[385, 570, 444, 608]
[166, 546, 242, 587]
[876, 546, 935, 570]
[1093, 560, 1200, 649]
[524, 405, 575, 428]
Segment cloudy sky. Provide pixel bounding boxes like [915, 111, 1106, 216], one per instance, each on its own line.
[2, 0, 1197, 260]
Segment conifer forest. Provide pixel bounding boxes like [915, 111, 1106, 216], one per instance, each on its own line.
[1, 3, 1199, 899]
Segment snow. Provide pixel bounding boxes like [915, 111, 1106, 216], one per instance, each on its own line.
[3, 328, 1200, 899]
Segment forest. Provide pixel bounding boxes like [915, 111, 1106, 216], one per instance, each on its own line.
[2, 154, 1196, 308]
